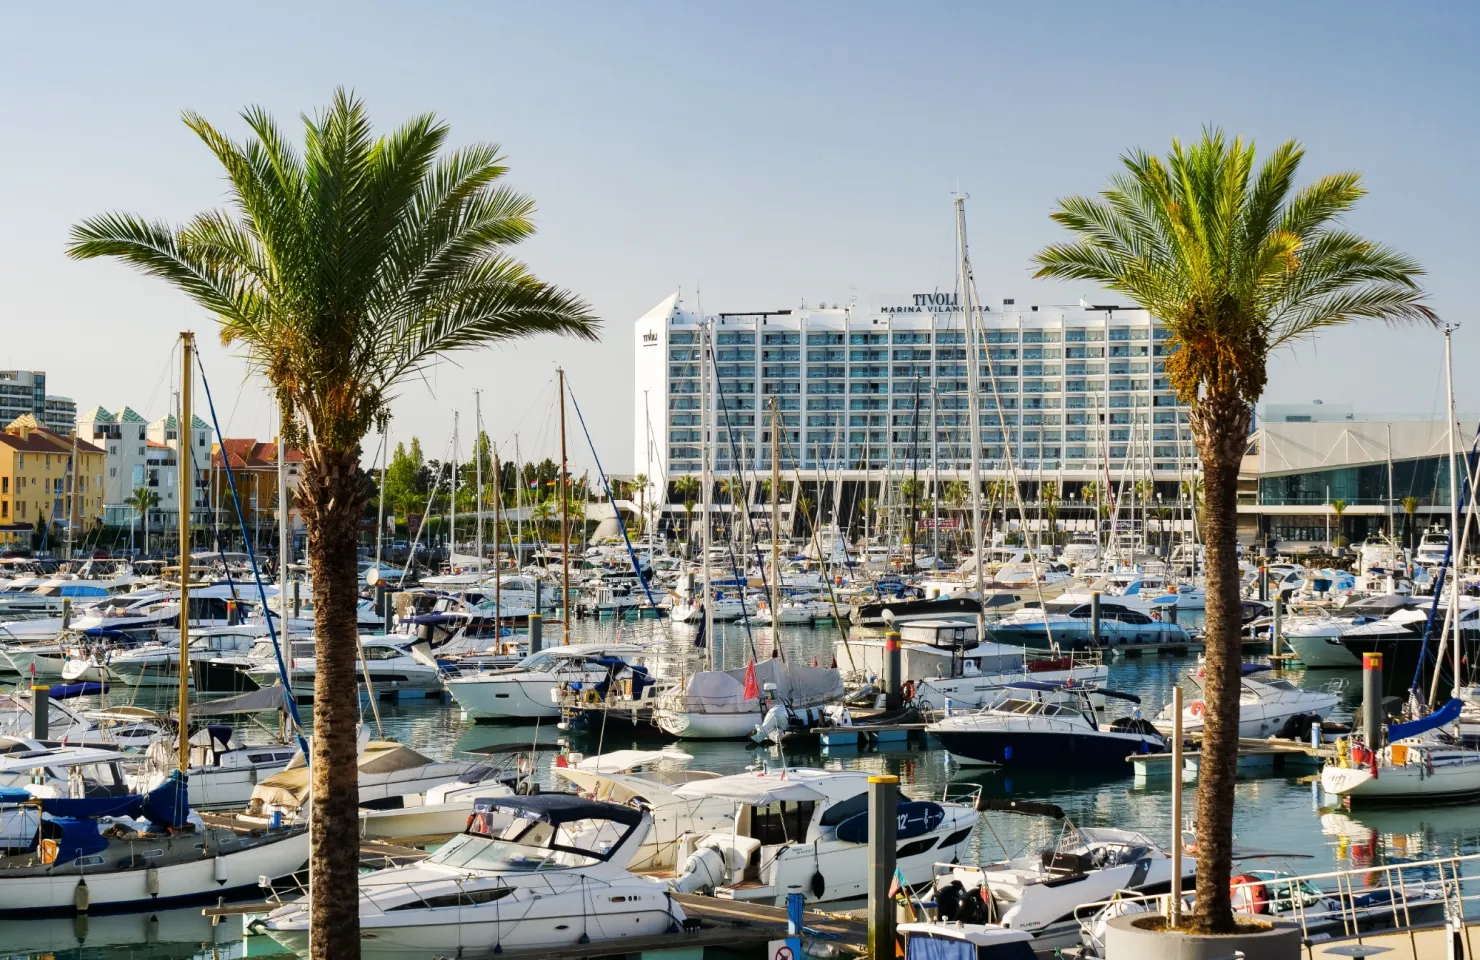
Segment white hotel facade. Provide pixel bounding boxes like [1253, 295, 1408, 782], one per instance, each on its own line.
[634, 290, 1201, 529]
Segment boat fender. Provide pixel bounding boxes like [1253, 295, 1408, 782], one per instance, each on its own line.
[74, 878, 90, 913]
[214, 853, 228, 884]
[1231, 874, 1270, 914]
[1189, 700, 1206, 718]
[811, 870, 825, 899]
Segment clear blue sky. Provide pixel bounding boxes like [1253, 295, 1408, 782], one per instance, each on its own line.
[1, 1, 1474, 471]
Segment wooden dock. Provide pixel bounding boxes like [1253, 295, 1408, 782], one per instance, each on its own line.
[1130, 735, 1334, 780]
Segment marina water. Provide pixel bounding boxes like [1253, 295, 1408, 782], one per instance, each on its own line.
[9, 615, 1480, 960]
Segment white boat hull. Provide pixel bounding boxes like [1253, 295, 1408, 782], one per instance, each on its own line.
[1285, 632, 1363, 668]
[1322, 751, 1480, 802]
[447, 677, 559, 720]
[359, 803, 474, 841]
[654, 710, 762, 739]
[0, 829, 308, 914]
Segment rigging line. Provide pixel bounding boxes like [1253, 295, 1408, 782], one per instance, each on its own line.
[705, 358, 765, 663]
[190, 344, 309, 756]
[966, 274, 1057, 646]
[775, 418, 858, 673]
[564, 384, 659, 610]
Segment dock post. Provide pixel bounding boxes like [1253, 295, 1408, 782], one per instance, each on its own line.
[1362, 652, 1383, 747]
[1169, 686, 1183, 927]
[1272, 595, 1283, 657]
[292, 579, 301, 619]
[1090, 591, 1102, 646]
[529, 613, 544, 655]
[883, 630, 902, 709]
[375, 583, 389, 635]
[32, 685, 49, 740]
[868, 774, 898, 960]
[1258, 566, 1268, 602]
[61, 598, 71, 632]
[1165, 603, 1178, 626]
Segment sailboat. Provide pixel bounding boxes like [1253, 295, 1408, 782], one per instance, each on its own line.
[1322, 326, 1480, 804]
[0, 333, 310, 913]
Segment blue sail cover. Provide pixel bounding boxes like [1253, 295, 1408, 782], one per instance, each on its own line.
[38, 771, 190, 829]
[1389, 698, 1464, 742]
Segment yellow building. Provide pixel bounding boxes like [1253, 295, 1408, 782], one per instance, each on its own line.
[0, 415, 106, 548]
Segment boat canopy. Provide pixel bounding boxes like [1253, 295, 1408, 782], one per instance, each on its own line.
[573, 749, 691, 773]
[192, 684, 290, 716]
[679, 660, 844, 714]
[673, 772, 829, 805]
[473, 793, 644, 828]
[0, 746, 124, 774]
[1001, 680, 1140, 704]
[1389, 698, 1464, 742]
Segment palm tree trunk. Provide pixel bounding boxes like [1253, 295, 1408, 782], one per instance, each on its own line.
[298, 446, 368, 960]
[1187, 392, 1250, 933]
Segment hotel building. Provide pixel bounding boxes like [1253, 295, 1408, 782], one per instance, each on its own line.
[633, 290, 1200, 534]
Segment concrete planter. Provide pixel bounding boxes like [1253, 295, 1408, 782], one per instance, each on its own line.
[1103, 913, 1302, 960]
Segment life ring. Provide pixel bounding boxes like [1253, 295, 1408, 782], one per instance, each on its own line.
[1230, 874, 1270, 914]
[901, 681, 916, 702]
[1189, 700, 1206, 718]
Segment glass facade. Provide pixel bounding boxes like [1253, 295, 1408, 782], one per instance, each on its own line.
[1257, 456, 1454, 507]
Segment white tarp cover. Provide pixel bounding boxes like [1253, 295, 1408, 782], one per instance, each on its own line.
[574, 749, 691, 773]
[677, 660, 842, 714]
[672, 772, 827, 805]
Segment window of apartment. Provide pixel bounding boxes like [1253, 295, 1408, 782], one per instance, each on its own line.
[1, 502, 6, 518]
[0, 477, 5, 494]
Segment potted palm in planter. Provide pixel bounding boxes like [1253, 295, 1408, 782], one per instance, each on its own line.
[1034, 129, 1434, 957]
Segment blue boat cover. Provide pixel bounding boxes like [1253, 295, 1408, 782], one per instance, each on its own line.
[49, 681, 109, 700]
[39, 770, 190, 829]
[0, 785, 30, 803]
[45, 817, 109, 863]
[1389, 698, 1463, 742]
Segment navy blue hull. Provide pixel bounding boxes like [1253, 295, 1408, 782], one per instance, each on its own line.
[932, 728, 1165, 768]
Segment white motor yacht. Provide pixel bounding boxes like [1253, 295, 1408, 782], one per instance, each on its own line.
[929, 824, 1193, 952]
[666, 767, 979, 903]
[552, 748, 734, 872]
[1154, 665, 1341, 740]
[446, 643, 655, 721]
[243, 637, 443, 699]
[0, 691, 162, 748]
[260, 794, 687, 959]
[928, 684, 1165, 769]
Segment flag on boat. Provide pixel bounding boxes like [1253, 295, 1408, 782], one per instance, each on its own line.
[742, 660, 759, 700]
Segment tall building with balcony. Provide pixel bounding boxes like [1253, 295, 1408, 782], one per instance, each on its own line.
[76, 406, 211, 536]
[633, 290, 1200, 535]
[0, 370, 76, 436]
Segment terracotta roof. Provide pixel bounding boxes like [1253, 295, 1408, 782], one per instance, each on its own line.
[146, 440, 172, 449]
[213, 438, 305, 470]
[0, 418, 105, 456]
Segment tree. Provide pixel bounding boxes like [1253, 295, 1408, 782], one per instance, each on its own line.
[1331, 498, 1349, 551]
[127, 486, 160, 556]
[672, 476, 700, 549]
[1401, 495, 1421, 552]
[1040, 481, 1060, 545]
[69, 90, 597, 959]
[1033, 129, 1433, 932]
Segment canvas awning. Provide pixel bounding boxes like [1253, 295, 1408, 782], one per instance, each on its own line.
[673, 773, 827, 805]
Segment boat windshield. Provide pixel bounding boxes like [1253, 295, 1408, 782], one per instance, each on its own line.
[516, 651, 562, 671]
[430, 815, 625, 872]
[993, 697, 1075, 717]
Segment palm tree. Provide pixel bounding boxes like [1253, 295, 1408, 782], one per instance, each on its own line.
[1040, 481, 1059, 546]
[531, 498, 556, 544]
[127, 486, 160, 556]
[1331, 498, 1349, 552]
[672, 476, 700, 548]
[69, 91, 597, 959]
[985, 479, 1007, 542]
[1033, 129, 1433, 932]
[1401, 495, 1421, 552]
[631, 472, 649, 534]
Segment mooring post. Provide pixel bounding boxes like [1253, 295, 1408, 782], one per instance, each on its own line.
[883, 630, 902, 709]
[32, 685, 49, 740]
[529, 612, 544, 655]
[868, 774, 898, 960]
[1363, 652, 1384, 747]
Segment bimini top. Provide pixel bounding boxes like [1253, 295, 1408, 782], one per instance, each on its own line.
[472, 792, 644, 828]
[1002, 680, 1140, 704]
[673, 767, 877, 806]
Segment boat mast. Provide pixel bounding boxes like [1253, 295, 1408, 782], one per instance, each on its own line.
[493, 445, 502, 623]
[450, 411, 459, 569]
[644, 390, 655, 565]
[67, 430, 78, 560]
[956, 196, 987, 628]
[770, 397, 783, 654]
[700, 320, 715, 668]
[375, 426, 387, 569]
[475, 390, 483, 573]
[277, 402, 290, 637]
[177, 331, 194, 772]
[1444, 325, 1461, 700]
[514, 433, 523, 570]
[558, 369, 570, 645]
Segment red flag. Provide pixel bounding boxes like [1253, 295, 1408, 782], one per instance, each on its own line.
[742, 660, 759, 700]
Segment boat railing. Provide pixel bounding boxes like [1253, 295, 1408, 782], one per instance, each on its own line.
[1069, 849, 1480, 957]
[935, 781, 983, 808]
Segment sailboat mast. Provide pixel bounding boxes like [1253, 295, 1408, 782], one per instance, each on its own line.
[277, 403, 289, 641]
[701, 321, 714, 669]
[450, 411, 459, 568]
[770, 398, 783, 653]
[375, 426, 387, 569]
[558, 369, 570, 645]
[493, 446, 502, 622]
[177, 332, 194, 773]
[1444, 325, 1461, 699]
[475, 391, 484, 572]
[956, 197, 987, 622]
